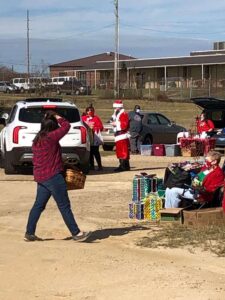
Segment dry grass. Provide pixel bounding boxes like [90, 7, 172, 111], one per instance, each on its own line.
[137, 223, 225, 257]
[0, 94, 201, 129]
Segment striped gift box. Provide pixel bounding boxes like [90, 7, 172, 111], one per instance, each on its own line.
[128, 202, 144, 220]
[143, 193, 163, 221]
[132, 176, 151, 202]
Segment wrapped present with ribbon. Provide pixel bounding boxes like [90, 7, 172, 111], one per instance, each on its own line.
[156, 178, 164, 190]
[132, 174, 155, 202]
[143, 193, 163, 221]
[128, 202, 144, 220]
[132, 174, 164, 202]
[128, 203, 135, 219]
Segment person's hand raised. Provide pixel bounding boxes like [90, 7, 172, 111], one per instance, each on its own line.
[44, 110, 56, 119]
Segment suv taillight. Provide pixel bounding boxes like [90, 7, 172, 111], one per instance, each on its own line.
[80, 126, 87, 144]
[13, 126, 27, 144]
[73, 126, 87, 144]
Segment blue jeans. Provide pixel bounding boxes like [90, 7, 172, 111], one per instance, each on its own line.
[26, 173, 80, 236]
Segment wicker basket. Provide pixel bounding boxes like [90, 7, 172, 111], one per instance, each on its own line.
[64, 168, 86, 190]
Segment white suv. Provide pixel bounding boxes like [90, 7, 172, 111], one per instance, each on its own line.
[0, 98, 90, 174]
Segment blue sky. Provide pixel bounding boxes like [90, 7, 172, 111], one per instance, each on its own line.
[1, 0, 225, 72]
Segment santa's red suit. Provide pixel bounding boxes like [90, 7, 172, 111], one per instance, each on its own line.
[112, 100, 130, 171]
[113, 109, 130, 159]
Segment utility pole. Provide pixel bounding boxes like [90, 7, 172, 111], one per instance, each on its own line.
[27, 10, 30, 79]
[114, 0, 119, 98]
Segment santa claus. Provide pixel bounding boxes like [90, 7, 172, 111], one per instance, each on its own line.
[111, 100, 130, 172]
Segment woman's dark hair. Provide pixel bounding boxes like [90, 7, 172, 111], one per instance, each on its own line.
[201, 112, 206, 118]
[85, 105, 95, 113]
[33, 115, 59, 145]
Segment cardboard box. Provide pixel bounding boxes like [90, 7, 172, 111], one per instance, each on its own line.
[183, 207, 225, 227]
[159, 208, 184, 223]
[181, 147, 197, 157]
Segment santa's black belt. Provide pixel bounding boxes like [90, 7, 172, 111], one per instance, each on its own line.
[115, 130, 127, 136]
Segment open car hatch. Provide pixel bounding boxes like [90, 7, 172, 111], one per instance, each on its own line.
[191, 97, 225, 110]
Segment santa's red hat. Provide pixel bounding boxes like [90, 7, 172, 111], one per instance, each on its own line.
[113, 99, 123, 108]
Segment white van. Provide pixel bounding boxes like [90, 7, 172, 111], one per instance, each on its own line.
[50, 76, 76, 86]
[12, 78, 31, 92]
[12, 77, 50, 92]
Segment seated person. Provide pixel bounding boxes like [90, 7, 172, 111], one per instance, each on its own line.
[165, 151, 224, 208]
[196, 113, 215, 137]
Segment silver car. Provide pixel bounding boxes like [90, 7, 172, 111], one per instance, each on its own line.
[0, 81, 19, 93]
[101, 111, 186, 151]
[101, 123, 115, 151]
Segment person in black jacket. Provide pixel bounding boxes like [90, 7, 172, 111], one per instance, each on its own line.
[128, 105, 143, 154]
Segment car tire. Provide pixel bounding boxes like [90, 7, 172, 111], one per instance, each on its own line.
[0, 153, 4, 168]
[4, 151, 17, 174]
[75, 90, 80, 95]
[143, 135, 152, 145]
[20, 87, 25, 93]
[6, 89, 10, 94]
[56, 89, 61, 95]
[102, 145, 114, 151]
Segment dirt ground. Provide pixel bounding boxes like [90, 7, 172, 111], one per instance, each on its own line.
[0, 154, 225, 300]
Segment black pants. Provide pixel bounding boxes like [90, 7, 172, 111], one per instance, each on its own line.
[130, 133, 141, 153]
[90, 145, 102, 168]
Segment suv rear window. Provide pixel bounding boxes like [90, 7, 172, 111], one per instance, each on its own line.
[19, 107, 80, 123]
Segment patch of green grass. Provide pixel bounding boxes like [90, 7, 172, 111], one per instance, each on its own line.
[137, 224, 225, 257]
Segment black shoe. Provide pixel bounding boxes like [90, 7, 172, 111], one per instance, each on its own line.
[24, 233, 43, 242]
[124, 159, 130, 171]
[97, 166, 103, 171]
[72, 231, 92, 241]
[114, 166, 125, 172]
[89, 166, 95, 170]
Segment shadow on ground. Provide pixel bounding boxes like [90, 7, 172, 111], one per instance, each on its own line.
[83, 225, 149, 243]
[87, 166, 166, 176]
[30, 225, 150, 242]
[16, 166, 165, 176]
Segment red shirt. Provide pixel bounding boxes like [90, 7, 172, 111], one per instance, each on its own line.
[32, 117, 71, 183]
[197, 119, 215, 134]
[200, 166, 224, 202]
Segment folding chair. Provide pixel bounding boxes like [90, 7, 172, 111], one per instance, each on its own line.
[179, 186, 224, 210]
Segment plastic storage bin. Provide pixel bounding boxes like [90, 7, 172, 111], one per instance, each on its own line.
[165, 144, 181, 156]
[140, 145, 152, 156]
[152, 144, 165, 156]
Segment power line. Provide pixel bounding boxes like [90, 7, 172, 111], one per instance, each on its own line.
[30, 24, 114, 41]
[121, 23, 225, 36]
[0, 23, 114, 43]
[0, 61, 48, 67]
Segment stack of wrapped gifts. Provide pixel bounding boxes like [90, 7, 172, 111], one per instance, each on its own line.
[129, 173, 164, 221]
